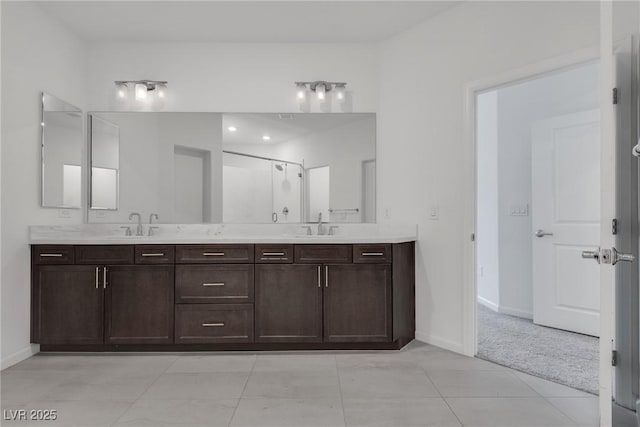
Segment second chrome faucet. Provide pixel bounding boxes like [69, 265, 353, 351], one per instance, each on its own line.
[128, 212, 159, 236]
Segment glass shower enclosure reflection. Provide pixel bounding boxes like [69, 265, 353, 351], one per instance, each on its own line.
[222, 151, 303, 223]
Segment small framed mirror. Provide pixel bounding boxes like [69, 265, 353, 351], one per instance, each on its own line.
[89, 115, 120, 210]
[41, 92, 83, 209]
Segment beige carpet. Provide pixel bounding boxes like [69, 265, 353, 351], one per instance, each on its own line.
[477, 304, 598, 394]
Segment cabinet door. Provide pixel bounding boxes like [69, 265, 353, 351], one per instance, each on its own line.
[105, 265, 174, 344]
[255, 264, 322, 342]
[33, 265, 104, 345]
[324, 264, 392, 342]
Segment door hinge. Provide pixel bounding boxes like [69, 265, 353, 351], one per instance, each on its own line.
[612, 219, 618, 235]
[613, 88, 618, 105]
[612, 350, 618, 366]
[471, 233, 475, 242]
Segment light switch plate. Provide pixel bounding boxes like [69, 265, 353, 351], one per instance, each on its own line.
[509, 204, 529, 216]
[58, 209, 72, 218]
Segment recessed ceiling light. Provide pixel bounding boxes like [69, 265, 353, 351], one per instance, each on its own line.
[262, 135, 271, 141]
[227, 126, 237, 132]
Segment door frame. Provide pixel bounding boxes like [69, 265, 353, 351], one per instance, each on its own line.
[462, 45, 600, 358]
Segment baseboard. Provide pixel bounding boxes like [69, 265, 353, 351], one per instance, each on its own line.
[477, 296, 499, 312]
[499, 305, 533, 320]
[415, 331, 465, 354]
[1, 344, 39, 370]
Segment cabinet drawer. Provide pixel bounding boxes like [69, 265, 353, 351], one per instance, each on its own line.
[175, 304, 254, 343]
[294, 245, 352, 264]
[176, 245, 254, 264]
[255, 244, 293, 263]
[32, 246, 74, 265]
[175, 264, 254, 304]
[135, 245, 175, 264]
[75, 245, 134, 265]
[353, 244, 392, 263]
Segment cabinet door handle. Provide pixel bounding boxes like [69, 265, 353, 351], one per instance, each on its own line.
[202, 283, 225, 287]
[40, 253, 63, 257]
[202, 322, 225, 327]
[203, 252, 225, 257]
[263, 252, 285, 256]
[317, 266, 321, 288]
[103, 267, 108, 289]
[95, 267, 99, 289]
[325, 266, 329, 288]
[362, 252, 384, 256]
[142, 253, 165, 257]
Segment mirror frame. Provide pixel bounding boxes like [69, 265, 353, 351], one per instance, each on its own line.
[40, 92, 83, 209]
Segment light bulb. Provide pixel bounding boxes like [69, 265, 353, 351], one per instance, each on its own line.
[316, 83, 326, 101]
[262, 135, 271, 141]
[135, 83, 148, 101]
[296, 84, 307, 101]
[228, 126, 237, 132]
[335, 84, 346, 102]
[115, 83, 128, 99]
[156, 83, 167, 99]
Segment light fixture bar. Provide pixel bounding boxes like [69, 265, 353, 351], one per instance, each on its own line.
[294, 80, 346, 93]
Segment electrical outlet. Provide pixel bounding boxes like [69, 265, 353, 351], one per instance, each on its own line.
[58, 209, 72, 219]
[428, 205, 439, 220]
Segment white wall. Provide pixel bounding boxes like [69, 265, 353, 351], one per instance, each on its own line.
[476, 91, 500, 310]
[495, 62, 599, 319]
[378, 1, 599, 352]
[1, 2, 87, 367]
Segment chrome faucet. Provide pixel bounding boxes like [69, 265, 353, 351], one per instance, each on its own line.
[147, 213, 159, 236]
[129, 212, 143, 236]
[317, 212, 326, 236]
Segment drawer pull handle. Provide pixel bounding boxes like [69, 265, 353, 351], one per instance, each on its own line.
[142, 253, 165, 257]
[202, 322, 225, 327]
[40, 253, 63, 257]
[202, 283, 225, 287]
[203, 252, 225, 256]
[362, 252, 384, 256]
[263, 252, 285, 256]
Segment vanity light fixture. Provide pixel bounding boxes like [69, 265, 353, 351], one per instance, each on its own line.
[114, 80, 168, 107]
[294, 81, 347, 105]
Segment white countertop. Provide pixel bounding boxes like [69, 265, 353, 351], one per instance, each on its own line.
[29, 223, 417, 245]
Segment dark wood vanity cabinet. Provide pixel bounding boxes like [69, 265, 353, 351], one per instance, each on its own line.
[105, 265, 174, 344]
[255, 264, 323, 343]
[31, 241, 415, 351]
[32, 265, 104, 345]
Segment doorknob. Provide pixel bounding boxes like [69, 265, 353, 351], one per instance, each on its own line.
[581, 247, 635, 265]
[609, 248, 635, 265]
[534, 229, 554, 238]
[581, 249, 600, 263]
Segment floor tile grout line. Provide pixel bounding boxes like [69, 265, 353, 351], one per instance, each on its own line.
[227, 354, 258, 427]
[110, 356, 179, 425]
[418, 359, 465, 427]
[333, 355, 348, 427]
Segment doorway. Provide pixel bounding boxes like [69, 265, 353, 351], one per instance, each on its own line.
[475, 60, 600, 394]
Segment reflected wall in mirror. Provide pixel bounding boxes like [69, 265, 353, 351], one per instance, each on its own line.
[41, 92, 83, 208]
[222, 113, 376, 223]
[87, 112, 375, 224]
[90, 115, 119, 210]
[88, 113, 222, 223]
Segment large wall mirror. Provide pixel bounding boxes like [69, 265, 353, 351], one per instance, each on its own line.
[41, 92, 83, 208]
[88, 112, 375, 224]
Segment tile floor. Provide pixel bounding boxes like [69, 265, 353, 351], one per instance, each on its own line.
[0, 341, 598, 427]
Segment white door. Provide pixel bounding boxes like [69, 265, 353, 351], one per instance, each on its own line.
[532, 109, 601, 336]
